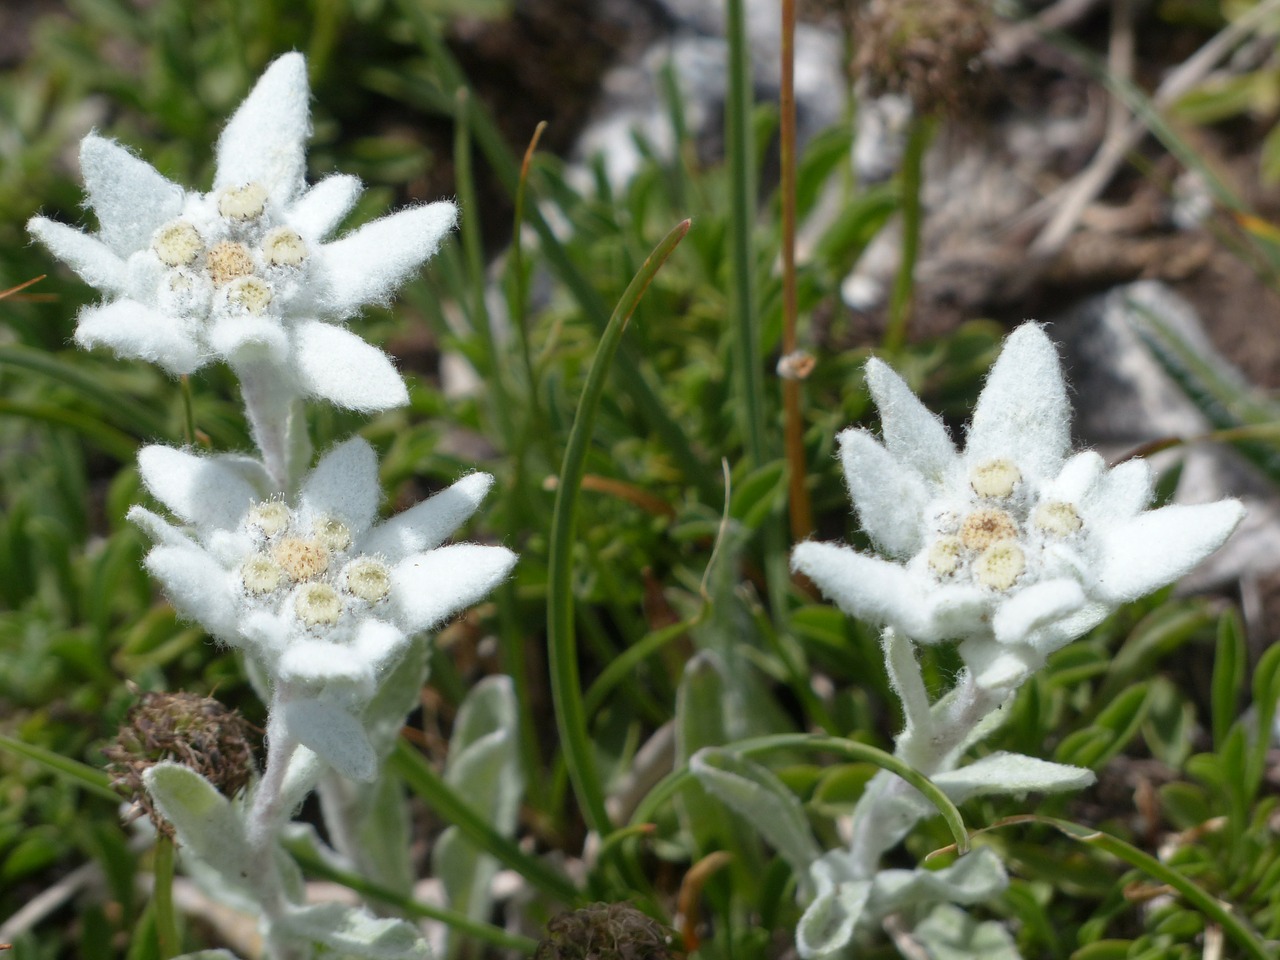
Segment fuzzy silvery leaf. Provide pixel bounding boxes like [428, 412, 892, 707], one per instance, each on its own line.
[28, 53, 455, 411]
[142, 762, 252, 893]
[794, 323, 1245, 664]
[279, 903, 429, 960]
[931, 751, 1095, 803]
[913, 904, 1023, 960]
[795, 876, 871, 959]
[796, 847, 1009, 959]
[131, 438, 516, 780]
[433, 677, 523, 955]
[690, 748, 822, 898]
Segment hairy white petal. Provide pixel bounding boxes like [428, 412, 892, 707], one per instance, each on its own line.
[291, 319, 409, 412]
[144, 545, 239, 638]
[992, 579, 1085, 646]
[289, 174, 363, 240]
[361, 473, 494, 561]
[299, 436, 380, 535]
[214, 52, 311, 202]
[1095, 500, 1245, 603]
[319, 202, 457, 315]
[80, 135, 184, 255]
[966, 324, 1069, 479]
[391, 544, 517, 634]
[865, 358, 956, 482]
[839, 428, 928, 559]
[75, 299, 204, 375]
[1090, 457, 1153, 525]
[1044, 451, 1105, 503]
[126, 505, 188, 547]
[137, 445, 259, 532]
[27, 217, 128, 295]
[791, 543, 939, 640]
[207, 313, 291, 366]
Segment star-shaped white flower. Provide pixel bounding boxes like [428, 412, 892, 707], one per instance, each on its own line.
[793, 324, 1244, 690]
[28, 53, 455, 412]
[128, 437, 516, 780]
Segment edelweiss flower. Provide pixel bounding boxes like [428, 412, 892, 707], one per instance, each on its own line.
[793, 324, 1244, 690]
[128, 437, 516, 780]
[28, 53, 455, 412]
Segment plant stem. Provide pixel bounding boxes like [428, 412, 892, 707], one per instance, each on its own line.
[153, 834, 179, 959]
[884, 116, 932, 353]
[235, 357, 307, 493]
[779, 0, 813, 544]
[246, 705, 303, 960]
[547, 220, 691, 838]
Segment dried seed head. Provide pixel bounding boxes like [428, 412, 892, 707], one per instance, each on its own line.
[345, 557, 391, 602]
[295, 582, 342, 626]
[974, 540, 1025, 591]
[226, 276, 273, 315]
[206, 241, 255, 286]
[534, 902, 675, 960]
[970, 459, 1021, 499]
[103, 691, 255, 838]
[218, 182, 268, 220]
[855, 0, 993, 118]
[247, 500, 290, 538]
[262, 227, 308, 267]
[313, 516, 352, 552]
[1035, 500, 1083, 538]
[959, 508, 1018, 551]
[273, 537, 330, 582]
[153, 221, 203, 267]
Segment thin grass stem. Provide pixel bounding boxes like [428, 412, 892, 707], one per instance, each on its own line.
[547, 219, 692, 837]
[152, 834, 179, 959]
[884, 116, 931, 353]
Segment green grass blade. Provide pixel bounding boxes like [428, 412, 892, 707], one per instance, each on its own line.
[0, 398, 138, 461]
[0, 346, 170, 439]
[626, 732, 969, 858]
[0, 734, 119, 803]
[389, 738, 580, 905]
[987, 816, 1273, 960]
[547, 219, 692, 837]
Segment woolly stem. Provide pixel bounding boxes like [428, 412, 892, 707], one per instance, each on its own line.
[846, 668, 1005, 878]
[246, 703, 304, 960]
[235, 356, 309, 494]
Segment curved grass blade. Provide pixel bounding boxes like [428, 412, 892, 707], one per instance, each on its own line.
[547, 219, 692, 837]
[969, 816, 1273, 960]
[0, 734, 118, 803]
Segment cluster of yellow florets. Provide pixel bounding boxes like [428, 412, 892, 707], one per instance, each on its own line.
[149, 181, 309, 322]
[924, 458, 1083, 592]
[236, 499, 392, 629]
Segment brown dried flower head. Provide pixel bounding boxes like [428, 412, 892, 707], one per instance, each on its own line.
[103, 691, 255, 837]
[534, 902, 677, 960]
[855, 0, 993, 117]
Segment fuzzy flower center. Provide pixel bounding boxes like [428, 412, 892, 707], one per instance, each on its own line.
[236, 499, 393, 633]
[146, 181, 309, 324]
[919, 462, 1088, 594]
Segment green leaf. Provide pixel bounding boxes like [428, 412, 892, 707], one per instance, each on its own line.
[689, 747, 821, 897]
[1211, 611, 1246, 749]
[728, 459, 787, 530]
[1070, 941, 1134, 960]
[142, 762, 251, 893]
